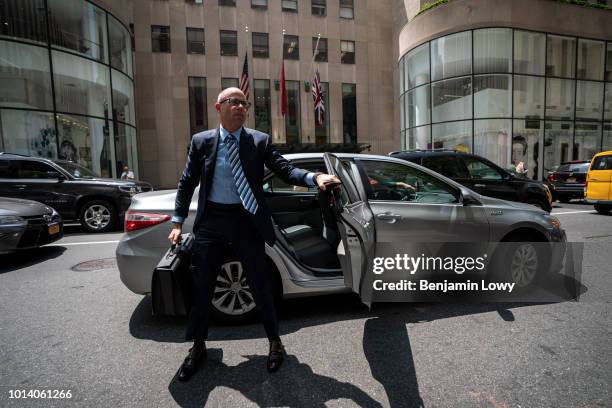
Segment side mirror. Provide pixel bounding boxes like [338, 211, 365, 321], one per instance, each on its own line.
[460, 190, 481, 206]
[48, 171, 66, 181]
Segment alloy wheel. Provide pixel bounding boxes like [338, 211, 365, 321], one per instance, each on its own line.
[509, 243, 538, 287]
[212, 261, 256, 316]
[83, 204, 112, 230]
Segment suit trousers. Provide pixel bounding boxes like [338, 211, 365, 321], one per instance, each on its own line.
[185, 202, 279, 342]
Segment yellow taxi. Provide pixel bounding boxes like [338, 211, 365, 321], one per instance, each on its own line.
[585, 150, 612, 214]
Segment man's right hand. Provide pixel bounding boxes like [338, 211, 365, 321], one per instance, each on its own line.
[168, 223, 183, 245]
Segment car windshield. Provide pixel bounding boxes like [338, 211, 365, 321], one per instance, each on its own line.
[55, 161, 99, 178]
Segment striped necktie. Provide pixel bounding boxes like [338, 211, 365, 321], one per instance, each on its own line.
[226, 133, 258, 214]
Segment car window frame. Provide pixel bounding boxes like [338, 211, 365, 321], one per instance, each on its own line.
[591, 155, 612, 171]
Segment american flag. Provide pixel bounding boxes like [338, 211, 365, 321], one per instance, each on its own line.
[312, 69, 325, 126]
[240, 52, 249, 99]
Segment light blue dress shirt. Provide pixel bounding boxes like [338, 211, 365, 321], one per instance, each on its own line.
[172, 126, 316, 224]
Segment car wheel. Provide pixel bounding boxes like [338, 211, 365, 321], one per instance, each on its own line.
[492, 235, 546, 289]
[79, 200, 117, 233]
[594, 204, 611, 215]
[209, 254, 273, 324]
[526, 199, 549, 212]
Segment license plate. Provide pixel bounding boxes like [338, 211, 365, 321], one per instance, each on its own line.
[48, 223, 60, 235]
[566, 177, 576, 183]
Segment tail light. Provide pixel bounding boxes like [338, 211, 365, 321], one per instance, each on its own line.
[547, 173, 557, 182]
[125, 211, 171, 232]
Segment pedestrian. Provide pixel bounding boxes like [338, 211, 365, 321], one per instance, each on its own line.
[168, 87, 340, 382]
[120, 165, 135, 180]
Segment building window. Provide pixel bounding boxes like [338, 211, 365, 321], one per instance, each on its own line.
[312, 0, 326, 16]
[0, 0, 48, 44]
[473, 28, 511, 74]
[606, 43, 612, 81]
[221, 78, 238, 90]
[431, 31, 471, 81]
[514, 30, 545, 76]
[48, 0, 108, 62]
[315, 82, 329, 144]
[254, 79, 271, 134]
[252, 32, 269, 58]
[341, 40, 355, 64]
[283, 35, 299, 60]
[188, 77, 208, 135]
[285, 80, 300, 144]
[109, 15, 133, 77]
[577, 38, 605, 81]
[187, 28, 205, 54]
[282, 0, 297, 12]
[0, 40, 53, 111]
[220, 30, 237, 56]
[342, 83, 356, 144]
[313, 37, 327, 62]
[340, 0, 354, 19]
[219, 0, 236, 6]
[546, 34, 576, 78]
[251, 0, 268, 9]
[151, 25, 171, 53]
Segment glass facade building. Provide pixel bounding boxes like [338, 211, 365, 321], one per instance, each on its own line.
[399, 28, 612, 180]
[0, 0, 137, 179]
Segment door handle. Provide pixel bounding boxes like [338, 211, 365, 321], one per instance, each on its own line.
[474, 184, 486, 188]
[376, 212, 401, 223]
[14, 184, 27, 189]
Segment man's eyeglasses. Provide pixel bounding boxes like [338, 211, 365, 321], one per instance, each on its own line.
[220, 98, 252, 108]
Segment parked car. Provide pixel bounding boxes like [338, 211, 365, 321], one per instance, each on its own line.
[546, 160, 590, 203]
[0, 153, 153, 232]
[0, 197, 63, 254]
[585, 150, 612, 214]
[389, 150, 553, 212]
[116, 153, 566, 322]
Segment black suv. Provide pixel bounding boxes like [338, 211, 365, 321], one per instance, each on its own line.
[0, 153, 153, 232]
[389, 150, 553, 212]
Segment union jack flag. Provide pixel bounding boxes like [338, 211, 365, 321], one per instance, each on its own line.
[312, 69, 325, 126]
[239, 52, 249, 100]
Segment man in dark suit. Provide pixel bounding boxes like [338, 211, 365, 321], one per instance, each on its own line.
[168, 87, 340, 382]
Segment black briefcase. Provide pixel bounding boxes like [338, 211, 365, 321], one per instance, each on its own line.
[151, 233, 194, 316]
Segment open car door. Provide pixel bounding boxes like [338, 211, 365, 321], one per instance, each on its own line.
[323, 153, 376, 307]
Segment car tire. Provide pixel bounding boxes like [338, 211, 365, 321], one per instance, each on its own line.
[594, 204, 611, 215]
[492, 234, 547, 289]
[525, 199, 549, 212]
[209, 253, 280, 324]
[79, 200, 117, 233]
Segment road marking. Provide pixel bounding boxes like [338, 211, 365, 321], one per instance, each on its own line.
[50, 240, 120, 246]
[552, 210, 596, 215]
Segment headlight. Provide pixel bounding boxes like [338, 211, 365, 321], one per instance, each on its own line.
[0, 216, 26, 225]
[547, 216, 562, 230]
[118, 186, 137, 195]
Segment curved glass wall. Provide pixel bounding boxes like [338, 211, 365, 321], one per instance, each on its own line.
[0, 0, 136, 179]
[400, 28, 612, 181]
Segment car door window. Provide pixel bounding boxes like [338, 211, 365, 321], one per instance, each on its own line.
[463, 157, 503, 180]
[263, 162, 325, 193]
[15, 160, 56, 179]
[422, 156, 469, 179]
[359, 160, 459, 204]
[591, 155, 612, 170]
[0, 160, 11, 178]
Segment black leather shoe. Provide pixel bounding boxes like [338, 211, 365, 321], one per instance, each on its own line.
[178, 342, 207, 382]
[267, 339, 285, 373]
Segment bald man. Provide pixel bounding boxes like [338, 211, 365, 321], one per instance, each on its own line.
[169, 87, 340, 381]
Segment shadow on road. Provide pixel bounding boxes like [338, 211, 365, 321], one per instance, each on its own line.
[0, 246, 67, 274]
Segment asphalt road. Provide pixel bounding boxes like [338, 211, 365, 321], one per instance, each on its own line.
[0, 201, 611, 407]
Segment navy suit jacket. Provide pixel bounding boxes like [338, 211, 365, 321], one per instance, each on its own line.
[173, 127, 310, 245]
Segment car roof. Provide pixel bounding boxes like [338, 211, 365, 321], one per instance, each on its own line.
[283, 152, 412, 164]
[389, 150, 474, 157]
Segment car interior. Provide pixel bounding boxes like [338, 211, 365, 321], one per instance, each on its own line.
[263, 161, 342, 275]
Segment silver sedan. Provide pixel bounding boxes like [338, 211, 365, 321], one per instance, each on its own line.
[116, 153, 566, 322]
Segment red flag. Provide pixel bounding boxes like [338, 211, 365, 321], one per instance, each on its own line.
[280, 61, 287, 116]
